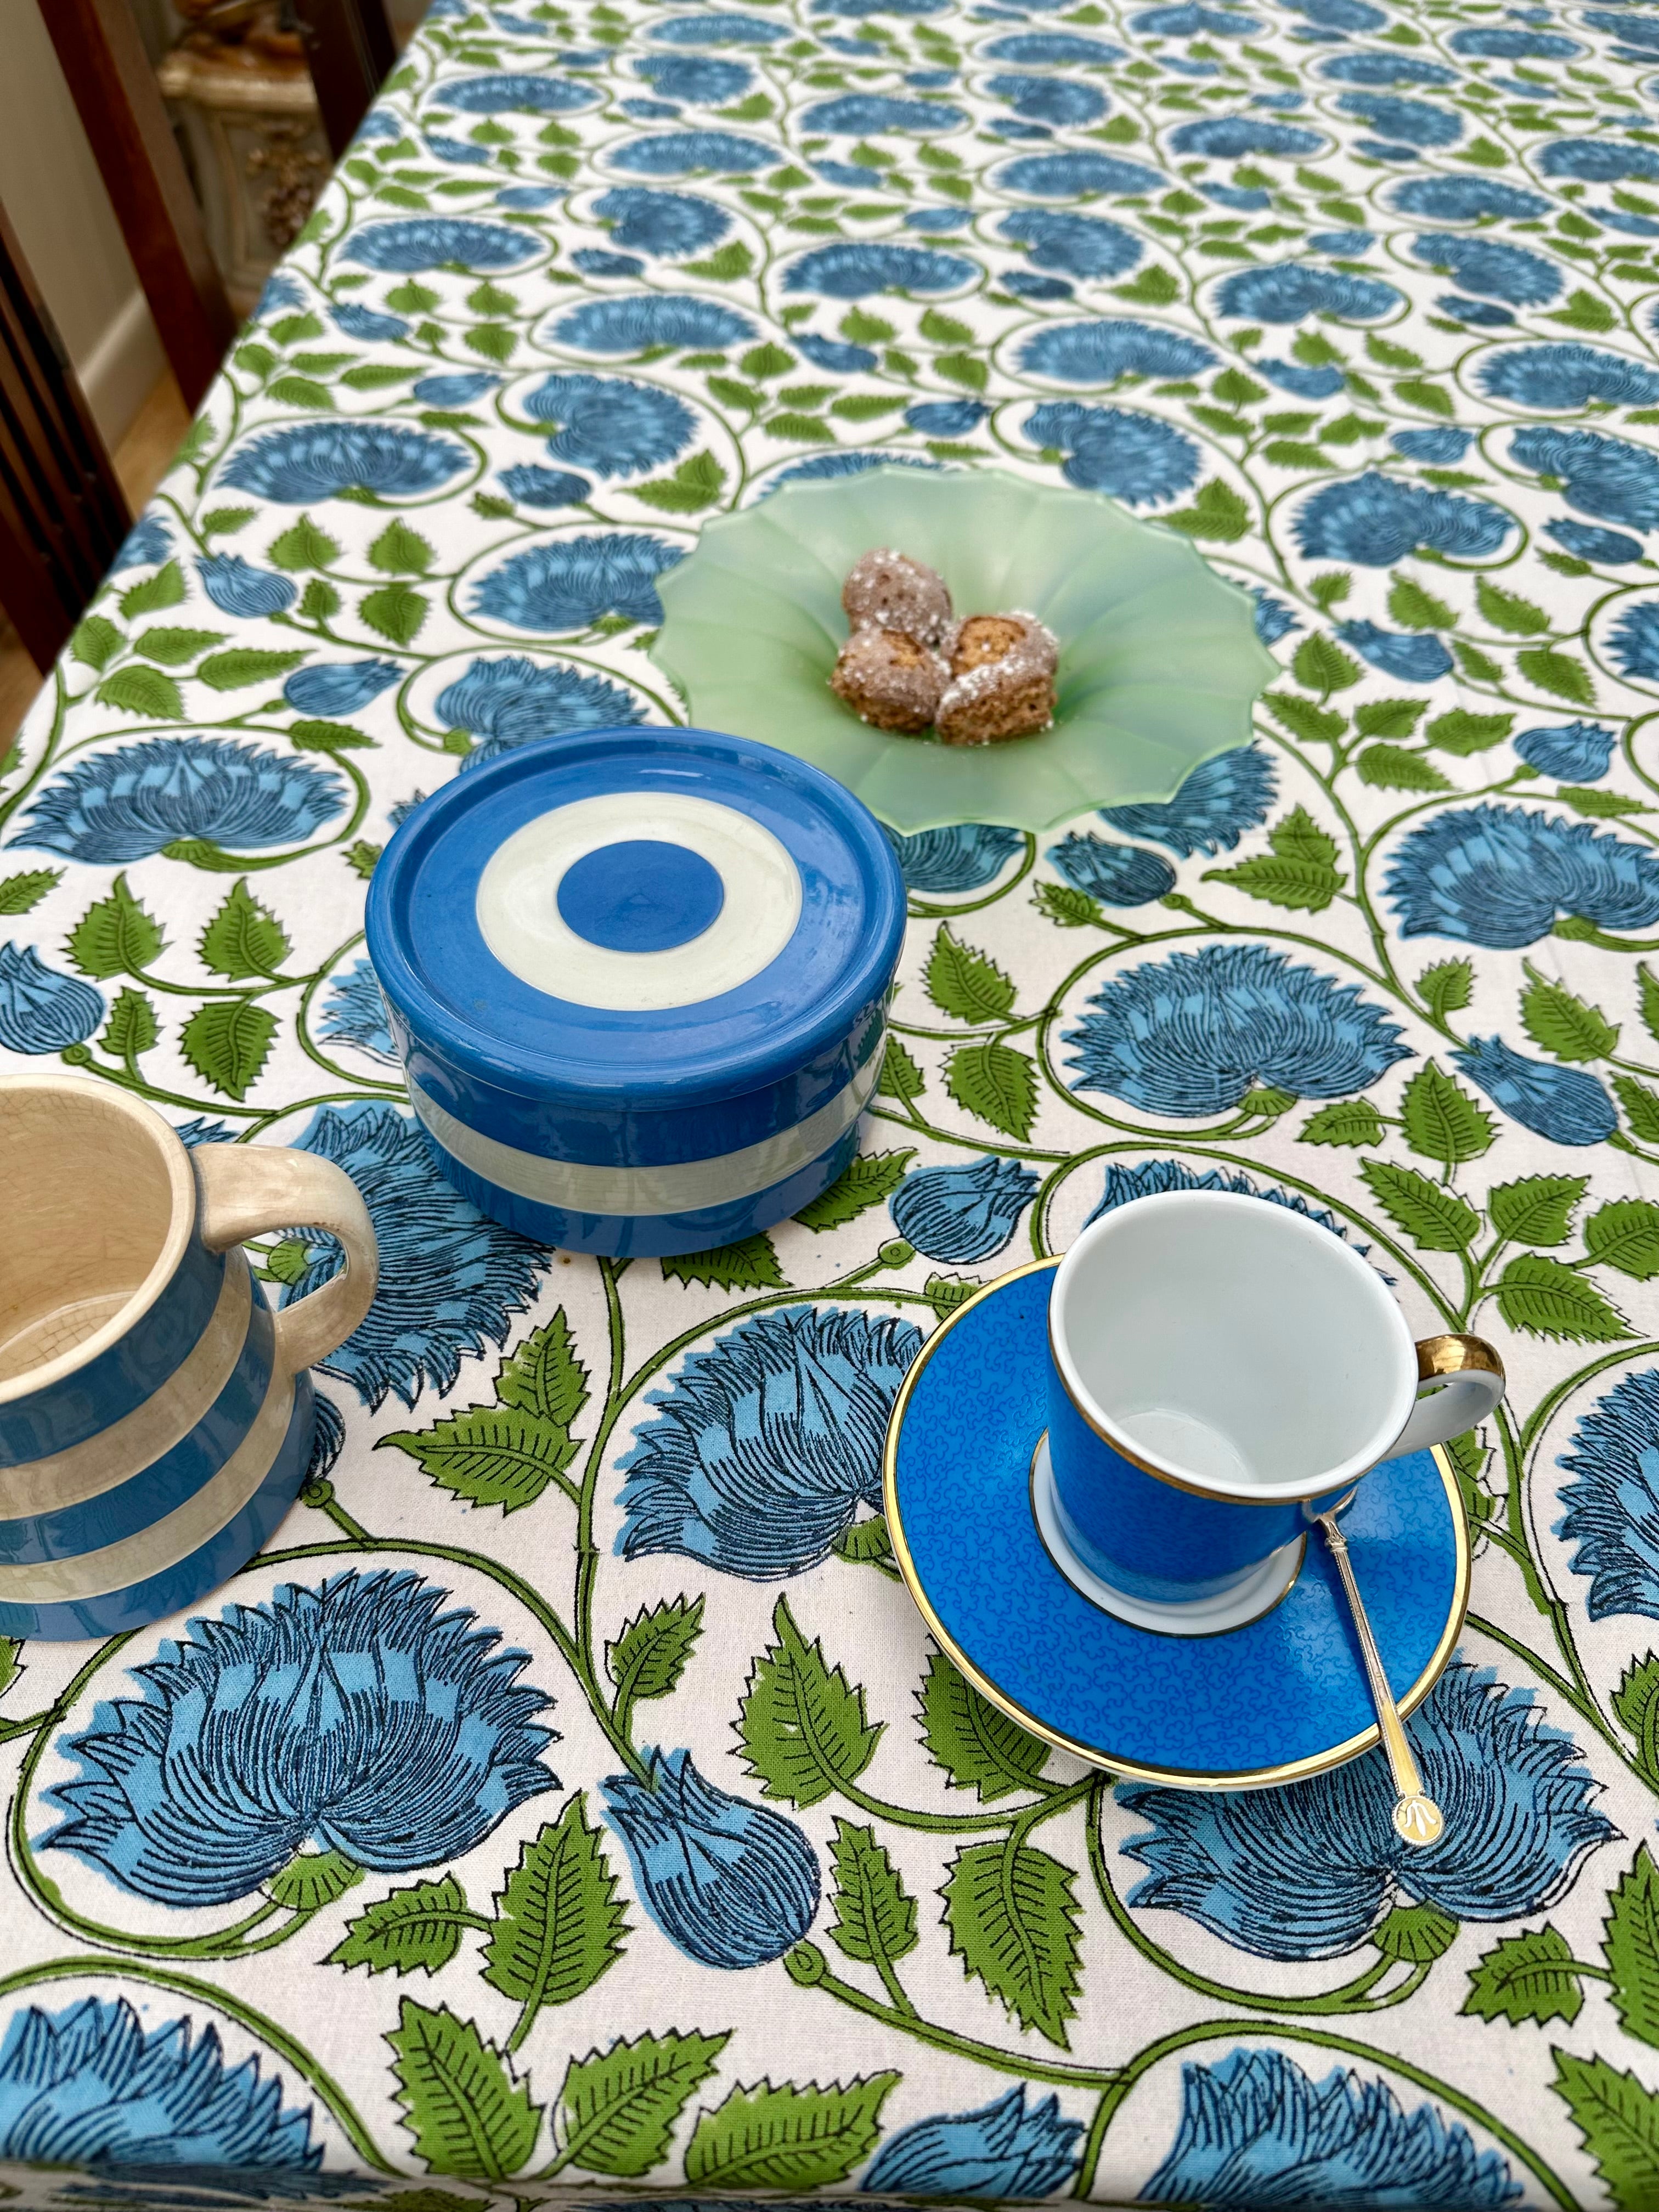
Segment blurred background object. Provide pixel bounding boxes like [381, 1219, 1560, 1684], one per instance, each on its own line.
[0, 0, 411, 744]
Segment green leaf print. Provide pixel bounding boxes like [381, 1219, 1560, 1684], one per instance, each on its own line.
[1553, 2050, 1659, 2210]
[1463, 1926, 1584, 2029]
[917, 1647, 1050, 1801]
[136, 627, 228, 665]
[1495, 1254, 1629, 1342]
[119, 560, 187, 618]
[684, 2074, 900, 2191]
[331, 1875, 479, 1978]
[607, 1594, 706, 1709]
[181, 1000, 277, 1102]
[1521, 966, 1619, 1062]
[794, 1149, 914, 1229]
[828, 1817, 918, 1968]
[362, 582, 430, 646]
[1400, 1063, 1494, 1166]
[926, 924, 1015, 1022]
[69, 876, 165, 979]
[1418, 957, 1474, 1021]
[198, 649, 307, 690]
[0, 868, 61, 915]
[555, 2029, 729, 2178]
[945, 1039, 1037, 1139]
[1301, 1099, 1384, 1147]
[1489, 1175, 1587, 1248]
[483, 1793, 628, 2025]
[268, 1848, 364, 1912]
[96, 666, 185, 719]
[70, 614, 124, 670]
[370, 520, 437, 574]
[1584, 1200, 1659, 1281]
[199, 879, 291, 979]
[101, 988, 158, 1061]
[387, 1999, 541, 2180]
[660, 1234, 787, 1291]
[941, 1837, 1083, 2047]
[877, 1037, 924, 1102]
[739, 1593, 883, 1807]
[1359, 1161, 1479, 1251]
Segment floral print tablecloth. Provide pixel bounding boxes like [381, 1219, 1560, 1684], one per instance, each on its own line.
[9, 0, 1659, 2199]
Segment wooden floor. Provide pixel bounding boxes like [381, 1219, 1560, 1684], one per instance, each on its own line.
[0, 370, 193, 755]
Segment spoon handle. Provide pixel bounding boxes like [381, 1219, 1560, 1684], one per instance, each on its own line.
[1314, 1511, 1444, 1848]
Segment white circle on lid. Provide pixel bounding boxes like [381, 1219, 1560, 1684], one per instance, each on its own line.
[474, 789, 803, 1011]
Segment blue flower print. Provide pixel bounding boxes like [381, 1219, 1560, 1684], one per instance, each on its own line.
[984, 30, 1125, 59]
[550, 295, 756, 351]
[1049, 833, 1177, 905]
[1024, 403, 1199, 506]
[795, 332, 877, 373]
[1611, 602, 1659, 682]
[1515, 721, 1617, 781]
[782, 243, 975, 298]
[221, 422, 468, 503]
[471, 534, 682, 630]
[1543, 137, 1659, 183]
[996, 150, 1165, 198]
[1323, 52, 1458, 83]
[427, 132, 492, 165]
[770, 453, 939, 487]
[1065, 944, 1410, 1117]
[523, 373, 694, 476]
[1213, 264, 1403, 321]
[0, 946, 102, 1054]
[1120, 1663, 1614, 1961]
[196, 554, 296, 618]
[109, 516, 172, 572]
[1338, 620, 1454, 682]
[47, 1571, 557, 1905]
[1017, 319, 1214, 383]
[1258, 357, 1344, 398]
[1294, 472, 1513, 564]
[1451, 23, 1579, 54]
[594, 184, 730, 255]
[289, 1101, 546, 1408]
[602, 1748, 819, 1970]
[283, 659, 402, 716]
[1391, 427, 1471, 463]
[905, 398, 986, 436]
[906, 205, 972, 229]
[986, 75, 1107, 126]
[1204, 181, 1268, 208]
[1307, 227, 1373, 255]
[1145, 2048, 1522, 2209]
[889, 1155, 1039, 1263]
[610, 129, 774, 174]
[862, 2089, 1083, 2199]
[1410, 233, 1563, 307]
[252, 274, 306, 319]
[1333, 93, 1462, 146]
[1440, 294, 1517, 329]
[651, 9, 790, 38]
[500, 465, 594, 508]
[331, 301, 409, 342]
[14, 738, 345, 864]
[0, 1996, 320, 2186]
[1549, 518, 1645, 565]
[436, 655, 645, 766]
[318, 958, 396, 1064]
[411, 371, 498, 405]
[1581, 9, 1659, 57]
[998, 210, 1140, 279]
[1558, 1369, 1659, 1619]
[1480, 343, 1659, 409]
[1385, 804, 1659, 946]
[1287, 0, 1385, 27]
[442, 70, 594, 110]
[806, 92, 966, 131]
[1451, 1038, 1618, 1147]
[1102, 743, 1276, 856]
[1390, 174, 1548, 219]
[637, 53, 754, 101]
[886, 821, 1020, 891]
[1086, 1158, 1366, 1248]
[497, 185, 562, 208]
[1511, 426, 1659, 532]
[1252, 590, 1299, 645]
[343, 218, 541, 271]
[1168, 116, 1324, 156]
[618, 1305, 920, 1578]
[1133, 1, 1258, 29]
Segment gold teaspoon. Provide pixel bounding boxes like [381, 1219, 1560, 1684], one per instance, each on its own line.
[1309, 1491, 1444, 1848]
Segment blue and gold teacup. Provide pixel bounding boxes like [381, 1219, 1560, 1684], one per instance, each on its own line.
[0, 1076, 377, 1640]
[1033, 1192, 1503, 1635]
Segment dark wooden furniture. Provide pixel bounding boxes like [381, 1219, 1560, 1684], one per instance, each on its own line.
[0, 206, 131, 670]
[42, 0, 238, 413]
[291, 0, 399, 159]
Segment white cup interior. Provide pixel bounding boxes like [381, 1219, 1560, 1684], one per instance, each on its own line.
[0, 1082, 190, 1390]
[1051, 1191, 1417, 1498]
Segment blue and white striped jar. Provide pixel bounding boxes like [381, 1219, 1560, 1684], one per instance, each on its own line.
[0, 1079, 378, 1640]
[366, 728, 907, 1258]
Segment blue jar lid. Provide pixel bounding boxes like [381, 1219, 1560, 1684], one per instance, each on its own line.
[366, 727, 906, 1111]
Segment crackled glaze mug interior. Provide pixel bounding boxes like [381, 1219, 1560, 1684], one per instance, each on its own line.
[1035, 1191, 1504, 1638]
[0, 1075, 379, 1640]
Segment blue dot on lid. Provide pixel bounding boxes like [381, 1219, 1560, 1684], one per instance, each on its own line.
[556, 838, 725, 952]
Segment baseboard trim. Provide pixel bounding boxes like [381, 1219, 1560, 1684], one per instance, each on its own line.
[78, 287, 167, 452]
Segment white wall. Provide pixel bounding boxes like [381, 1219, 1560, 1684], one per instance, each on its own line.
[0, 0, 166, 450]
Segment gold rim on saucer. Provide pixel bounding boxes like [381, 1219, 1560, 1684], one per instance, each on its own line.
[882, 1255, 1471, 1791]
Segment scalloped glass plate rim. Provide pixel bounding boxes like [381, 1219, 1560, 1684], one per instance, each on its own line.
[648, 465, 1276, 835]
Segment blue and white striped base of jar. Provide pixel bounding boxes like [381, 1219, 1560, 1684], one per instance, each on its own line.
[368, 729, 907, 1260]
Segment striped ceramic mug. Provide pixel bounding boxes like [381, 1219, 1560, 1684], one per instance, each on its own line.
[0, 1075, 378, 1640]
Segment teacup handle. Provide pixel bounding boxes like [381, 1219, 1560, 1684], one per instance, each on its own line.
[1394, 1335, 1506, 1458]
[194, 1143, 379, 1377]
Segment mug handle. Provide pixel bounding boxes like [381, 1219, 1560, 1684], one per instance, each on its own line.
[194, 1144, 379, 1377]
[1394, 1335, 1506, 1458]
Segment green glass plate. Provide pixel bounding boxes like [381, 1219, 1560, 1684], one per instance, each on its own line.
[650, 466, 1277, 834]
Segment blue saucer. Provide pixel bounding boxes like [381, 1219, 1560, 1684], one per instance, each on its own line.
[884, 1259, 1469, 1788]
